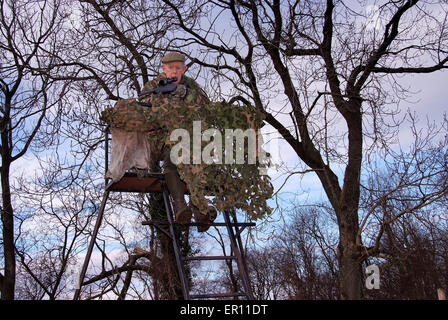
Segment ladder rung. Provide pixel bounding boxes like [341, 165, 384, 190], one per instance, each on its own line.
[190, 292, 247, 299]
[142, 220, 255, 227]
[183, 255, 236, 261]
[187, 222, 255, 227]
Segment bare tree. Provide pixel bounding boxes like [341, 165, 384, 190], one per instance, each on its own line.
[359, 114, 448, 258]
[243, 207, 339, 300]
[157, 0, 448, 298]
[0, 0, 181, 300]
[245, 247, 284, 299]
[26, 0, 193, 300]
[5, 0, 447, 300]
[363, 206, 448, 299]
[359, 115, 448, 298]
[0, 0, 66, 299]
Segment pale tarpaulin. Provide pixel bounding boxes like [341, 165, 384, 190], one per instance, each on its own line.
[106, 128, 152, 182]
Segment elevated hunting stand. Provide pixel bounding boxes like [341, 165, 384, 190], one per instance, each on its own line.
[73, 127, 255, 300]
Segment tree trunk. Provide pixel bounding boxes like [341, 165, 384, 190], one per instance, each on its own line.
[162, 233, 186, 300]
[148, 190, 186, 300]
[336, 101, 364, 300]
[1, 161, 15, 300]
[337, 210, 363, 300]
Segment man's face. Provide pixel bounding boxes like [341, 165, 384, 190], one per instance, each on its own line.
[161, 61, 187, 84]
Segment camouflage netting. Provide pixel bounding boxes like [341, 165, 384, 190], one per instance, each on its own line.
[100, 98, 155, 132]
[101, 94, 273, 220]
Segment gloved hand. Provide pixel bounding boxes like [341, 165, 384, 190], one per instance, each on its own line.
[169, 84, 188, 100]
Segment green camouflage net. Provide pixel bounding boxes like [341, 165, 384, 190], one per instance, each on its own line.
[100, 98, 155, 132]
[153, 95, 273, 219]
[101, 92, 273, 220]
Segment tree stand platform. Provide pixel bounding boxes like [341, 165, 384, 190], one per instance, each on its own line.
[73, 171, 255, 300]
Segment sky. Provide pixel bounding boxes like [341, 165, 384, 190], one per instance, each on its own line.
[4, 0, 448, 299]
[9, 0, 448, 239]
[259, 67, 447, 222]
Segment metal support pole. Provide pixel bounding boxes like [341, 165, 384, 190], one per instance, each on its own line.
[73, 190, 110, 300]
[104, 126, 110, 186]
[162, 183, 190, 300]
[231, 212, 253, 296]
[223, 210, 254, 300]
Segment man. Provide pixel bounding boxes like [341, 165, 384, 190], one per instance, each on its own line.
[141, 52, 216, 232]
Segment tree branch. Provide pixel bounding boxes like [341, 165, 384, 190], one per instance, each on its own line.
[371, 56, 448, 73]
[353, 0, 419, 92]
[81, 0, 149, 90]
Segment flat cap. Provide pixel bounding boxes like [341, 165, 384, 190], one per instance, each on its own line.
[161, 52, 186, 64]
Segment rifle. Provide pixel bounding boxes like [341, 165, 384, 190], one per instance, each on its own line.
[137, 77, 178, 108]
